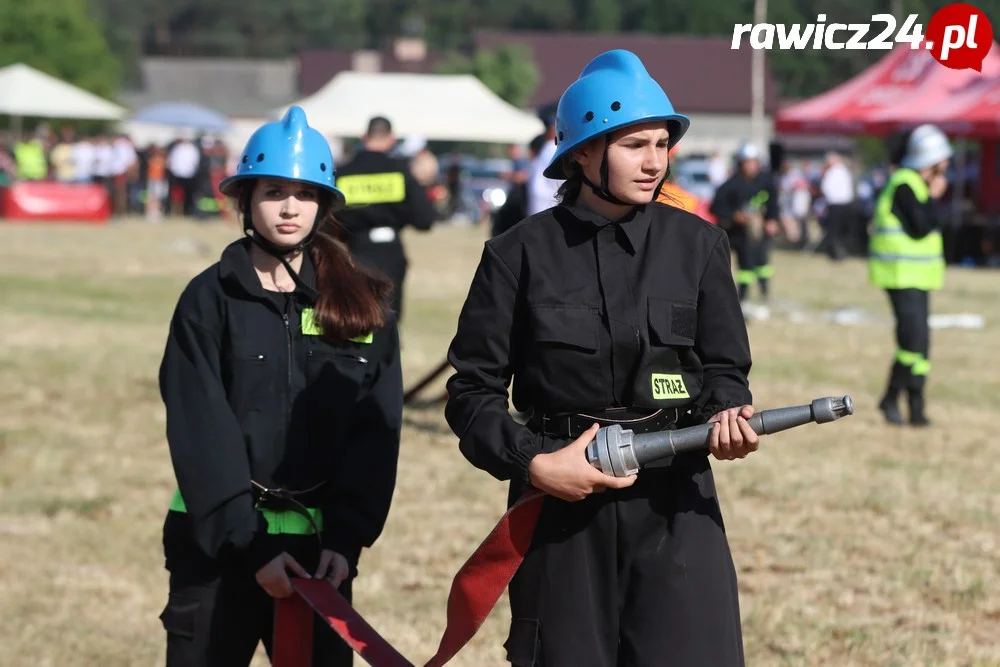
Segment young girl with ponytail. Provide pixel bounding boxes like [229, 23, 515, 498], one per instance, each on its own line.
[157, 107, 403, 666]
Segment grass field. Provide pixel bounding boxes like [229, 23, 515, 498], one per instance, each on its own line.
[0, 218, 997, 667]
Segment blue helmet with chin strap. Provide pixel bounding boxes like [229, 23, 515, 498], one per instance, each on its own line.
[543, 50, 690, 181]
[219, 106, 346, 211]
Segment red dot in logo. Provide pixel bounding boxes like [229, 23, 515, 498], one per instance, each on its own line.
[925, 2, 994, 71]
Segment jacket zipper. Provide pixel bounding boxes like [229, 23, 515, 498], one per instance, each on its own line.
[283, 311, 292, 422]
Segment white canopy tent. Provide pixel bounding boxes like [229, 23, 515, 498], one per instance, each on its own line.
[277, 72, 545, 144]
[0, 63, 126, 132]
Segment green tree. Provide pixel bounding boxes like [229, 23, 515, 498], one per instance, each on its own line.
[0, 0, 121, 98]
[436, 45, 540, 107]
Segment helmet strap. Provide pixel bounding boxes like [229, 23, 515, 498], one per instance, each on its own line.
[580, 136, 671, 207]
[581, 136, 632, 207]
[241, 196, 321, 300]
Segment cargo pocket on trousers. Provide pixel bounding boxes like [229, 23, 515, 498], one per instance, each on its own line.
[159, 593, 200, 640]
[503, 617, 541, 667]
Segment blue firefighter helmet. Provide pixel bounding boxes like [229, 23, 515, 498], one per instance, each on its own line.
[219, 106, 346, 210]
[543, 50, 690, 180]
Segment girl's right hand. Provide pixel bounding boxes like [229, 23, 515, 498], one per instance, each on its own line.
[255, 552, 312, 598]
[527, 424, 637, 502]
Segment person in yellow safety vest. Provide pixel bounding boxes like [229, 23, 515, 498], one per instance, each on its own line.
[869, 124, 951, 427]
[13, 138, 47, 181]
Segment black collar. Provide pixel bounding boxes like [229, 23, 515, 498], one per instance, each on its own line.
[219, 237, 317, 302]
[555, 203, 652, 254]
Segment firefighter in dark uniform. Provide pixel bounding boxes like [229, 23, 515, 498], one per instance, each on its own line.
[870, 124, 951, 427]
[710, 142, 781, 317]
[335, 116, 437, 323]
[445, 50, 758, 667]
[157, 107, 403, 666]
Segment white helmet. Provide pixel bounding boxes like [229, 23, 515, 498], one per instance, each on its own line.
[900, 124, 953, 170]
[735, 141, 761, 162]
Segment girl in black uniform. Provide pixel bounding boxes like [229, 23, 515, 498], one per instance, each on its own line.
[157, 107, 403, 666]
[445, 50, 759, 667]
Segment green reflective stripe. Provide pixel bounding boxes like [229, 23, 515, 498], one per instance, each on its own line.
[263, 507, 323, 535]
[755, 264, 774, 278]
[737, 269, 756, 284]
[870, 253, 944, 262]
[170, 487, 186, 512]
[301, 307, 373, 344]
[749, 189, 770, 211]
[168, 489, 322, 535]
[895, 349, 931, 375]
[301, 307, 322, 335]
[197, 197, 219, 212]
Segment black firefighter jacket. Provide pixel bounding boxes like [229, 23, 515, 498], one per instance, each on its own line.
[158, 237, 402, 576]
[445, 202, 753, 485]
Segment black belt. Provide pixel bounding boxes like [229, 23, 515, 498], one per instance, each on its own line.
[251, 480, 326, 544]
[528, 406, 683, 439]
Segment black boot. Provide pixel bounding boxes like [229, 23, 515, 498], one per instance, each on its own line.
[908, 392, 931, 427]
[879, 392, 904, 425]
[878, 362, 908, 425]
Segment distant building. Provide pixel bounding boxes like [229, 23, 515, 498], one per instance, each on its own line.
[121, 33, 782, 157]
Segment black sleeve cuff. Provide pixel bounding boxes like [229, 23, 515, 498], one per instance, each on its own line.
[692, 400, 748, 424]
[510, 432, 572, 486]
[243, 526, 283, 574]
[321, 527, 364, 571]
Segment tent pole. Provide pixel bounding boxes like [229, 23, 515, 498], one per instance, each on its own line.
[751, 0, 768, 151]
[951, 140, 965, 228]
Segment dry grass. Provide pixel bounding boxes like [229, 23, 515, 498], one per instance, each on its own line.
[0, 218, 997, 667]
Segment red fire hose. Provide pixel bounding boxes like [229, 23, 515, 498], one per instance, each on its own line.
[273, 490, 545, 667]
[273, 396, 853, 665]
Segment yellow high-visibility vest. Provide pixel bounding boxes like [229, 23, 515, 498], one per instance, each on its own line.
[868, 168, 944, 291]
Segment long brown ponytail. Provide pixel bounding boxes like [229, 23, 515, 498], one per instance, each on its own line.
[308, 214, 394, 342]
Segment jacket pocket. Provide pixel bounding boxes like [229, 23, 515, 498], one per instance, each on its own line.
[643, 298, 701, 405]
[158, 592, 201, 640]
[224, 354, 276, 413]
[648, 297, 697, 347]
[304, 348, 370, 409]
[529, 304, 599, 351]
[503, 617, 541, 667]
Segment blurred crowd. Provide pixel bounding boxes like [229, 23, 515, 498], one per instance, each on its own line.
[0, 125, 233, 221]
[1, 119, 996, 267]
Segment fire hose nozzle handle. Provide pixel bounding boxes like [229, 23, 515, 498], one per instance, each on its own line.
[585, 395, 854, 477]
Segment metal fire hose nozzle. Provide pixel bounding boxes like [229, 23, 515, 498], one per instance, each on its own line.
[585, 395, 854, 477]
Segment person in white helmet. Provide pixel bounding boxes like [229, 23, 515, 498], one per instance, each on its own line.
[709, 141, 781, 318]
[869, 124, 951, 426]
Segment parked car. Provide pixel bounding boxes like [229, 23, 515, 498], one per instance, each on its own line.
[438, 155, 513, 222]
[672, 157, 716, 203]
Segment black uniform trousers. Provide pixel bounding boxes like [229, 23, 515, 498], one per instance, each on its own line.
[729, 228, 772, 301]
[505, 454, 744, 667]
[818, 203, 854, 260]
[160, 536, 353, 667]
[884, 288, 931, 396]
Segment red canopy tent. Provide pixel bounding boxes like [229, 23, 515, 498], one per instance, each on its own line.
[776, 44, 1000, 136]
[889, 74, 1000, 138]
[776, 43, 1000, 217]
